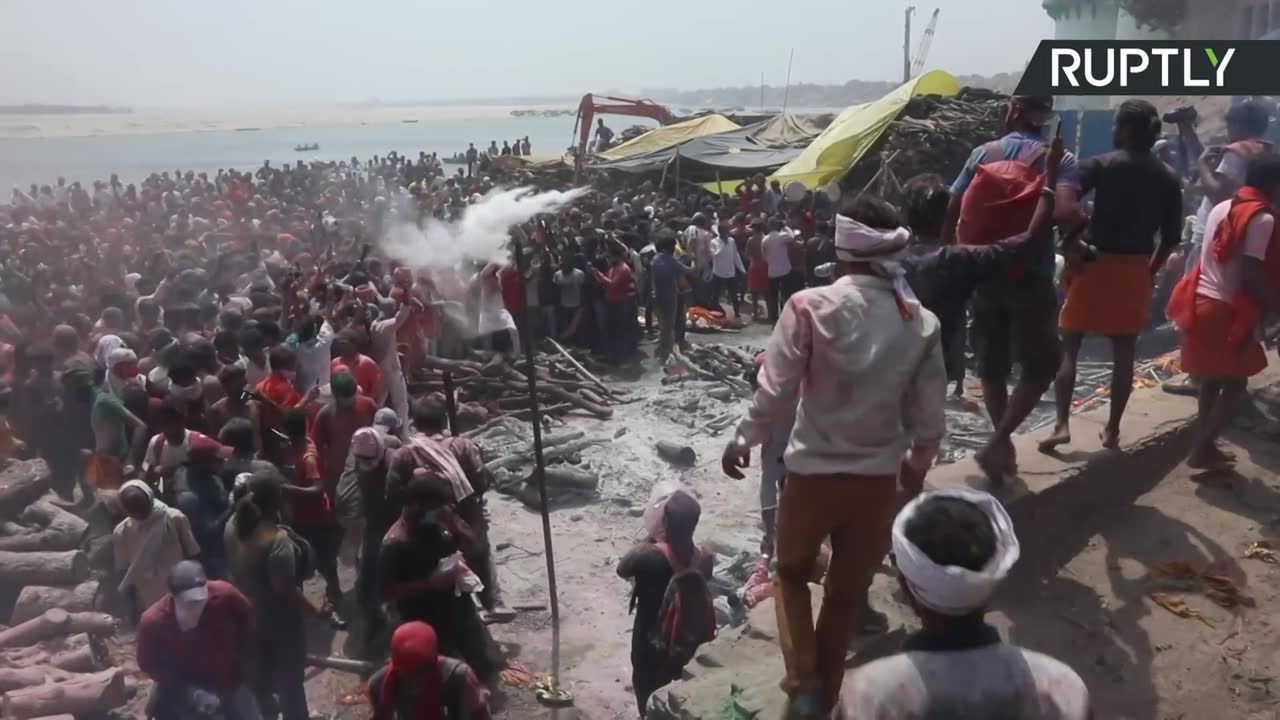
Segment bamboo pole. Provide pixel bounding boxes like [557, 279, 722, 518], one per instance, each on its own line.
[511, 230, 569, 706]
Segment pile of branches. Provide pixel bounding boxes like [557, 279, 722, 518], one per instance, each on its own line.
[408, 343, 633, 433]
[662, 343, 757, 397]
[844, 87, 1011, 206]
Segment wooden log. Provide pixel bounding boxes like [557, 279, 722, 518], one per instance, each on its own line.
[1, 668, 130, 719]
[0, 635, 96, 673]
[533, 467, 599, 491]
[485, 438, 606, 472]
[501, 368, 612, 419]
[0, 611, 115, 650]
[0, 666, 78, 692]
[26, 715, 74, 720]
[0, 551, 89, 589]
[0, 503, 89, 553]
[306, 654, 376, 675]
[10, 582, 101, 625]
[0, 460, 52, 519]
[547, 338, 613, 396]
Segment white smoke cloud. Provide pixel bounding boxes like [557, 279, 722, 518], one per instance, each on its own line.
[379, 186, 587, 271]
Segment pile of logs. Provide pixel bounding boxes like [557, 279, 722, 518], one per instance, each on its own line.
[464, 417, 608, 509]
[843, 87, 1011, 205]
[0, 459, 133, 718]
[664, 343, 757, 397]
[410, 342, 631, 432]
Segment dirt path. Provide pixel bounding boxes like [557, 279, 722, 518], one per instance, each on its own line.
[990, 416, 1280, 719]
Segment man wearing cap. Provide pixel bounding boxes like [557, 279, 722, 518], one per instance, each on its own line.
[722, 196, 947, 717]
[941, 95, 1081, 480]
[841, 489, 1090, 718]
[137, 560, 260, 720]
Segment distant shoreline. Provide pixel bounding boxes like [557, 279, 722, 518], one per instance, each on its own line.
[0, 104, 133, 116]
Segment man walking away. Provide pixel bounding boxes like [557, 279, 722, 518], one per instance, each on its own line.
[617, 489, 713, 716]
[762, 219, 796, 322]
[1044, 100, 1183, 452]
[942, 94, 1080, 482]
[722, 197, 947, 717]
[710, 225, 746, 317]
[137, 561, 261, 720]
[1168, 154, 1280, 468]
[650, 233, 697, 363]
[841, 489, 1091, 719]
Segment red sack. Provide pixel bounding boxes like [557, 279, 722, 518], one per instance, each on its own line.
[956, 159, 1045, 248]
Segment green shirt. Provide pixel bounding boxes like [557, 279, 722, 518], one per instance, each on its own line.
[91, 389, 131, 459]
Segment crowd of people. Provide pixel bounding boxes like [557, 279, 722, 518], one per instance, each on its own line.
[0, 89, 1274, 720]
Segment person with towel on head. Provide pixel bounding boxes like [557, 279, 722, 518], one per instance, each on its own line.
[840, 489, 1091, 719]
[114, 479, 202, 617]
[722, 195, 947, 719]
[368, 621, 492, 720]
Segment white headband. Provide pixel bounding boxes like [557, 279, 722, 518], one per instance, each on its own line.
[833, 214, 919, 318]
[892, 488, 1020, 616]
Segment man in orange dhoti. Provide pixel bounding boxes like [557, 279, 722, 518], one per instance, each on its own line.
[1043, 101, 1184, 452]
[1168, 155, 1280, 468]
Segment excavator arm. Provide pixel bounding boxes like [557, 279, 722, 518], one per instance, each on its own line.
[573, 93, 678, 161]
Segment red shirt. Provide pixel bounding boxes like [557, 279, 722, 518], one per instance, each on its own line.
[286, 439, 332, 525]
[594, 262, 635, 304]
[136, 580, 253, 694]
[497, 267, 524, 317]
[331, 354, 382, 398]
[311, 395, 378, 492]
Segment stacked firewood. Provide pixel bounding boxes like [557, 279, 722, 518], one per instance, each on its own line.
[409, 344, 632, 431]
[844, 87, 1011, 205]
[662, 343, 757, 397]
[0, 460, 133, 719]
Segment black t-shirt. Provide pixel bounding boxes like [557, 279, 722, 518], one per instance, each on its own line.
[1077, 150, 1183, 256]
[617, 543, 713, 660]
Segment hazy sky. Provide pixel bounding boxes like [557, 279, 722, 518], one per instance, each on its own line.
[0, 0, 1052, 107]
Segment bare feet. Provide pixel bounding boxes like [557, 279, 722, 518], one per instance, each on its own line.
[1039, 423, 1072, 453]
[1188, 444, 1235, 469]
[976, 440, 1014, 485]
[1100, 427, 1120, 450]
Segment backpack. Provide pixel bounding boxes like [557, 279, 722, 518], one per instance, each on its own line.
[648, 543, 716, 673]
[956, 140, 1049, 250]
[276, 524, 316, 585]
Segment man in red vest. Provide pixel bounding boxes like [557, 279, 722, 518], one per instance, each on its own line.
[1169, 154, 1280, 468]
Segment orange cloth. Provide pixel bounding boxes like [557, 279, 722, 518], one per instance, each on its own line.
[1180, 296, 1268, 380]
[85, 453, 125, 491]
[1169, 186, 1280, 345]
[1059, 254, 1151, 335]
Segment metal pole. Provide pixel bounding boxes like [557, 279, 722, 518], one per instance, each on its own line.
[442, 370, 459, 434]
[782, 48, 795, 115]
[511, 232, 565, 695]
[903, 6, 916, 84]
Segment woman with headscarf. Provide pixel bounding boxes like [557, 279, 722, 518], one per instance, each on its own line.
[617, 489, 714, 716]
[113, 479, 201, 615]
[87, 349, 147, 491]
[368, 621, 491, 720]
[840, 489, 1090, 719]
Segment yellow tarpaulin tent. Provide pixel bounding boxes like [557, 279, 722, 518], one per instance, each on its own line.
[595, 114, 741, 162]
[703, 70, 961, 193]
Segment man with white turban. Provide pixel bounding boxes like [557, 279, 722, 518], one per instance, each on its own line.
[841, 489, 1091, 718]
[721, 195, 948, 718]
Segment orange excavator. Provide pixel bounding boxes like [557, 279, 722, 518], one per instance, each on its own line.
[573, 93, 677, 166]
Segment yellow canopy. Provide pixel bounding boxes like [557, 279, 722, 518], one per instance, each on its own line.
[704, 70, 961, 193]
[596, 114, 741, 162]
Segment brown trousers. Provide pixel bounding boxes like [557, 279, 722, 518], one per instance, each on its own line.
[774, 471, 899, 711]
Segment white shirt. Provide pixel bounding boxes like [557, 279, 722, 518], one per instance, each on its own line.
[711, 235, 746, 279]
[842, 641, 1090, 719]
[1192, 150, 1249, 245]
[294, 320, 334, 392]
[736, 274, 946, 476]
[763, 230, 795, 278]
[684, 226, 714, 272]
[1197, 200, 1274, 303]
